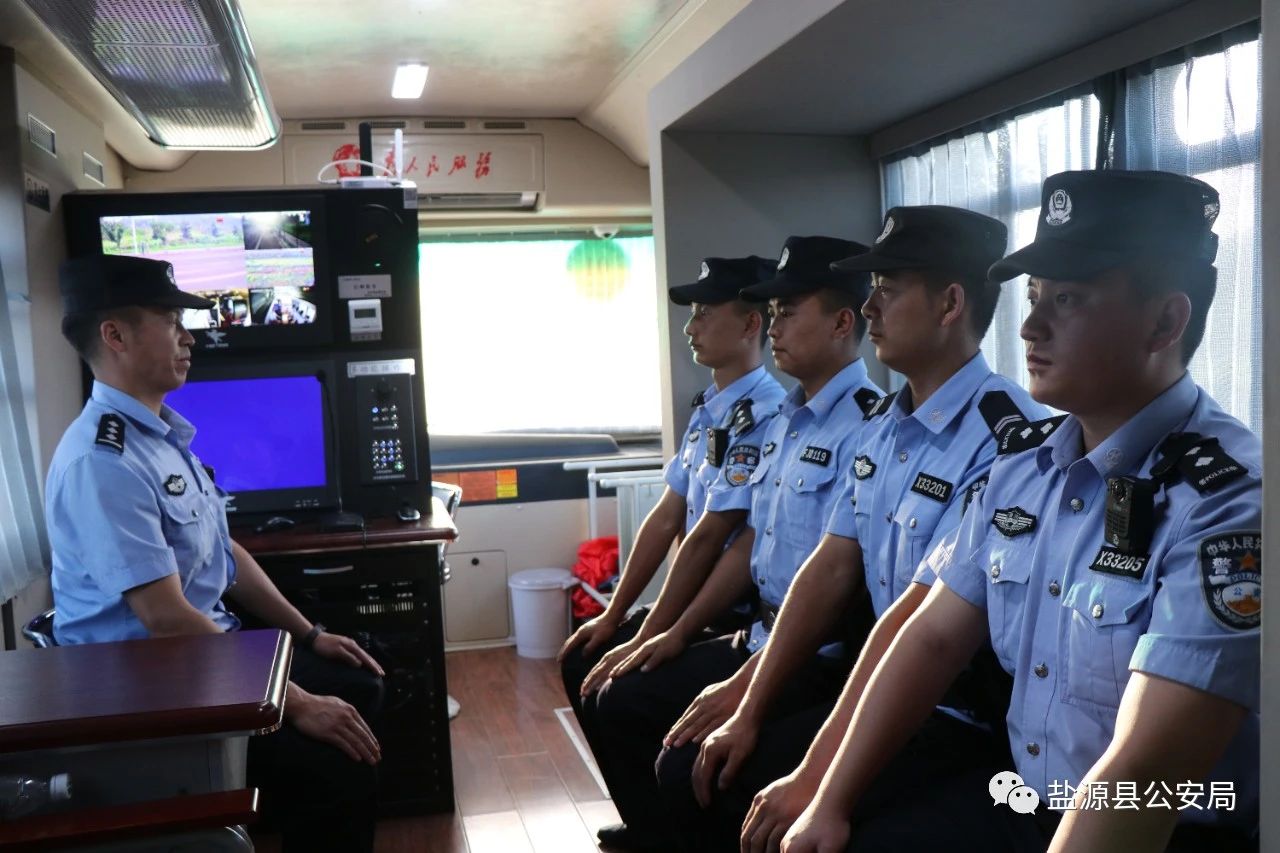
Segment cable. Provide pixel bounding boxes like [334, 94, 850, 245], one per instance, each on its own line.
[315, 159, 397, 184]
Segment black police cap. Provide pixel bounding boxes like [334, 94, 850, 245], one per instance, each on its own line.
[669, 255, 777, 305]
[59, 254, 214, 316]
[831, 205, 1007, 281]
[739, 235, 871, 302]
[988, 170, 1220, 283]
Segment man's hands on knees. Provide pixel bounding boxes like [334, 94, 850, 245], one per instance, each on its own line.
[741, 770, 822, 853]
[778, 801, 851, 853]
[559, 611, 623, 663]
[665, 672, 750, 748]
[312, 632, 385, 677]
[581, 635, 643, 696]
[692, 712, 759, 808]
[612, 629, 688, 678]
[285, 683, 381, 765]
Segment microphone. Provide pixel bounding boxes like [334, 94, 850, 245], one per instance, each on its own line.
[316, 369, 364, 532]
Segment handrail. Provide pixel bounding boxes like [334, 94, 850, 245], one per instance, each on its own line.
[562, 455, 664, 471]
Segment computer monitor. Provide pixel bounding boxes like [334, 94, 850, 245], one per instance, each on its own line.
[165, 364, 338, 516]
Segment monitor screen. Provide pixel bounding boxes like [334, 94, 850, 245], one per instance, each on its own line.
[97, 210, 318, 332]
[165, 373, 334, 514]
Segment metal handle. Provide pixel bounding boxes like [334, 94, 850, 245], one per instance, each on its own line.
[302, 565, 356, 575]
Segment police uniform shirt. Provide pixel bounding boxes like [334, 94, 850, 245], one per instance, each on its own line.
[826, 353, 1046, 618]
[662, 365, 786, 534]
[48, 381, 240, 646]
[938, 373, 1260, 828]
[712, 358, 883, 654]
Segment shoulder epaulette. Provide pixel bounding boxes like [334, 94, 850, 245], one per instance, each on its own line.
[94, 414, 126, 454]
[853, 387, 882, 418]
[1152, 432, 1247, 494]
[728, 398, 755, 437]
[978, 390, 1027, 445]
[863, 391, 897, 420]
[996, 415, 1067, 456]
[691, 390, 705, 408]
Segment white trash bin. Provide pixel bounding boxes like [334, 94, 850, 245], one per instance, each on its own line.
[508, 568, 578, 658]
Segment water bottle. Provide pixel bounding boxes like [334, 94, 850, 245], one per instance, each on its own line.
[0, 773, 72, 820]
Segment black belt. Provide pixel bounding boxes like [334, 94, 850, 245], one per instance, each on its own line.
[758, 600, 779, 631]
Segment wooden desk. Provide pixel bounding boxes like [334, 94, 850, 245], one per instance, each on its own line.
[233, 497, 458, 816]
[0, 630, 290, 809]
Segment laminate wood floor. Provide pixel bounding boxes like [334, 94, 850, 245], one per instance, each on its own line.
[253, 646, 619, 852]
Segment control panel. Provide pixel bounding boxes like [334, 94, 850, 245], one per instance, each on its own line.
[351, 360, 419, 485]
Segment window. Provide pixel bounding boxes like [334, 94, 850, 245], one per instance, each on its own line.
[419, 235, 660, 434]
[881, 23, 1262, 433]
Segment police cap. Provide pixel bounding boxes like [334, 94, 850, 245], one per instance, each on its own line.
[832, 205, 1007, 282]
[988, 169, 1220, 283]
[669, 256, 777, 305]
[739, 235, 871, 301]
[59, 254, 214, 316]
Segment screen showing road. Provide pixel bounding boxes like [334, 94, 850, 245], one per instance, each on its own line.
[98, 210, 318, 330]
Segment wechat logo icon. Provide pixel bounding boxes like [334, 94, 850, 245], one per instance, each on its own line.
[990, 770, 1040, 815]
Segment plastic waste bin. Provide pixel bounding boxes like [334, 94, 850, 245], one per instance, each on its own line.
[508, 568, 578, 658]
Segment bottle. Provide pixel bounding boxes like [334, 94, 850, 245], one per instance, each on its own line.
[0, 773, 72, 820]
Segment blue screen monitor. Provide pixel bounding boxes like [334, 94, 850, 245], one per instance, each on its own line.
[165, 370, 337, 515]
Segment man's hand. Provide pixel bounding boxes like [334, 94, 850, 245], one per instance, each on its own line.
[558, 612, 622, 663]
[285, 685, 381, 765]
[311, 631, 385, 677]
[740, 770, 820, 853]
[611, 629, 688, 679]
[692, 713, 759, 808]
[778, 803, 850, 853]
[666, 675, 749, 748]
[581, 636, 644, 696]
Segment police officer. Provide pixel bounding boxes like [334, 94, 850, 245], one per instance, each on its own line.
[660, 207, 1046, 851]
[47, 254, 386, 853]
[783, 171, 1259, 853]
[591, 236, 884, 850]
[557, 255, 785, 847]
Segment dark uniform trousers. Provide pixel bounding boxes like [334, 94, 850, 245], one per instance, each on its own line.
[247, 645, 383, 853]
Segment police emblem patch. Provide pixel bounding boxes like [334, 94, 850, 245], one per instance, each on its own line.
[992, 507, 1037, 538]
[165, 264, 177, 285]
[1204, 201, 1220, 225]
[1045, 189, 1072, 226]
[1199, 531, 1261, 630]
[853, 455, 876, 480]
[876, 216, 895, 244]
[724, 444, 761, 486]
[164, 474, 187, 496]
[699, 261, 710, 280]
[778, 247, 790, 270]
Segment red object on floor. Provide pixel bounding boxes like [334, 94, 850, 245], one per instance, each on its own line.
[570, 536, 619, 618]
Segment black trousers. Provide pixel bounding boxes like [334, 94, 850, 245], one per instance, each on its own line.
[247, 646, 383, 853]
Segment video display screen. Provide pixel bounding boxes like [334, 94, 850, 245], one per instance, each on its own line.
[165, 375, 328, 495]
[98, 210, 318, 331]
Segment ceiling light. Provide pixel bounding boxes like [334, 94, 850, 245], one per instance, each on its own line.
[392, 63, 429, 99]
[19, 0, 280, 149]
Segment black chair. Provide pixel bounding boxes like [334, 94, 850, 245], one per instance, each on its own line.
[22, 607, 56, 649]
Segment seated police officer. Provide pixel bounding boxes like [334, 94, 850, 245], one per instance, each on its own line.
[783, 171, 1259, 853]
[47, 255, 385, 853]
[660, 207, 1045, 852]
[557, 255, 784, 847]
[588, 236, 884, 850]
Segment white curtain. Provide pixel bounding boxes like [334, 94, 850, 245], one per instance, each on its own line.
[0, 263, 50, 607]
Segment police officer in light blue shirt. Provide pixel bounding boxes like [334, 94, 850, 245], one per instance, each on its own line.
[785, 172, 1258, 853]
[591, 235, 881, 850]
[46, 254, 386, 853]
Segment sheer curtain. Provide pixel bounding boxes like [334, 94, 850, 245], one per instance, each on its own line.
[881, 92, 1100, 390]
[0, 263, 50, 612]
[1118, 24, 1261, 432]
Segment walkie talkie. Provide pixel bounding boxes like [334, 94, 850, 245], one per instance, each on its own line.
[1104, 476, 1156, 554]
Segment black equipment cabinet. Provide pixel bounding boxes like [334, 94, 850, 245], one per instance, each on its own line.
[236, 514, 457, 816]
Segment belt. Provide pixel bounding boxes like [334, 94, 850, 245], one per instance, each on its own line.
[758, 600, 779, 631]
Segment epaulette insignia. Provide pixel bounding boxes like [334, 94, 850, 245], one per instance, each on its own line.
[729, 398, 755, 437]
[691, 390, 706, 408]
[1153, 432, 1247, 494]
[863, 391, 897, 420]
[996, 415, 1067, 455]
[978, 391, 1027, 446]
[94, 414, 126, 453]
[853, 387, 881, 417]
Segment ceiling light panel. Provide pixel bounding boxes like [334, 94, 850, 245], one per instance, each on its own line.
[392, 63, 429, 99]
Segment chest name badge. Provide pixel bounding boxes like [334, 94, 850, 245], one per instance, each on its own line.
[164, 474, 188, 497]
[853, 455, 876, 480]
[992, 506, 1037, 538]
[1200, 531, 1262, 631]
[799, 446, 832, 467]
[724, 444, 761, 487]
[1089, 547, 1150, 581]
[910, 473, 953, 503]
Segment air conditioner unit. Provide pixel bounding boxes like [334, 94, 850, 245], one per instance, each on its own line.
[285, 128, 544, 211]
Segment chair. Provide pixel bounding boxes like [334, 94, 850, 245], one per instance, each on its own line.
[22, 607, 56, 648]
